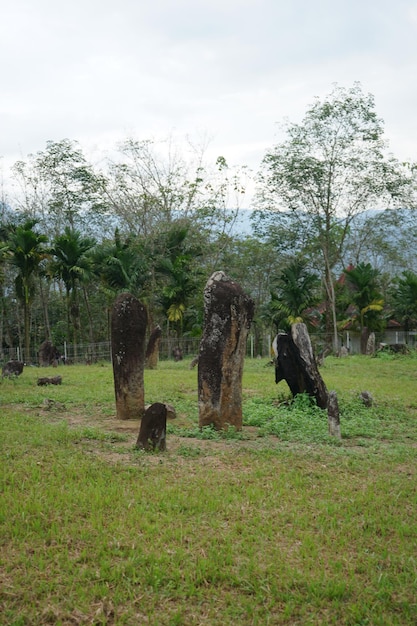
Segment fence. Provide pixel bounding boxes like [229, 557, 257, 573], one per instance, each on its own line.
[1, 330, 416, 367]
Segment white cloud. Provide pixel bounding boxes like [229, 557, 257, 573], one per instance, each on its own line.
[1, 0, 416, 198]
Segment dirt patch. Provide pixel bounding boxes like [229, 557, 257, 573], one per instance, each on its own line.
[35, 401, 266, 466]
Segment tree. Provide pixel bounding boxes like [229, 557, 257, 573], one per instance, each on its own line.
[264, 258, 320, 332]
[92, 229, 148, 297]
[8, 220, 48, 361]
[104, 137, 247, 243]
[13, 139, 109, 236]
[341, 262, 384, 351]
[255, 83, 415, 352]
[50, 228, 96, 358]
[390, 271, 417, 339]
[155, 225, 204, 338]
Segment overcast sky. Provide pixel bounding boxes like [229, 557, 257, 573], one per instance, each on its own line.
[1, 0, 416, 198]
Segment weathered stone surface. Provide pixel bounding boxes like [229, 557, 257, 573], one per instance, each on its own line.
[111, 292, 148, 420]
[2, 360, 24, 378]
[360, 390, 374, 407]
[136, 402, 167, 451]
[327, 390, 341, 439]
[366, 332, 376, 356]
[145, 402, 176, 420]
[273, 323, 329, 409]
[198, 271, 254, 430]
[172, 347, 183, 361]
[37, 375, 62, 386]
[145, 325, 162, 370]
[38, 340, 60, 367]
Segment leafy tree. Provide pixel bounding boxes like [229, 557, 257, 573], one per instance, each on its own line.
[50, 228, 96, 357]
[7, 220, 48, 361]
[255, 83, 414, 352]
[104, 138, 247, 244]
[13, 139, 109, 236]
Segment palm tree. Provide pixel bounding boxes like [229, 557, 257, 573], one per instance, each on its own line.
[390, 271, 417, 341]
[155, 225, 203, 338]
[343, 263, 384, 330]
[92, 229, 148, 296]
[265, 258, 320, 332]
[50, 228, 96, 358]
[8, 220, 48, 362]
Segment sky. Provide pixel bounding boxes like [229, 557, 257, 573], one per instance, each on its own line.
[1, 0, 417, 203]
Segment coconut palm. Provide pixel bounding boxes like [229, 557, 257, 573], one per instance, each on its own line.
[390, 271, 417, 339]
[8, 220, 48, 362]
[50, 228, 96, 358]
[265, 258, 320, 332]
[342, 262, 384, 333]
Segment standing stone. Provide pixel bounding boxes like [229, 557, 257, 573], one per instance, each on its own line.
[366, 332, 376, 356]
[2, 360, 24, 378]
[327, 390, 341, 439]
[136, 402, 167, 451]
[273, 323, 329, 409]
[198, 271, 254, 430]
[111, 293, 148, 420]
[38, 340, 60, 367]
[145, 325, 162, 369]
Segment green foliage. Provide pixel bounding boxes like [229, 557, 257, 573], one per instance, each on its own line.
[266, 257, 321, 331]
[341, 262, 385, 332]
[390, 270, 417, 331]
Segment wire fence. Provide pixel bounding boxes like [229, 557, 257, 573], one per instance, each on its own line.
[1, 329, 416, 367]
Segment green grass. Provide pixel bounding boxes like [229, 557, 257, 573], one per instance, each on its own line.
[1, 355, 417, 624]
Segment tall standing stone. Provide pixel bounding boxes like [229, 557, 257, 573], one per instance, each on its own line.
[198, 271, 254, 430]
[111, 292, 148, 420]
[273, 323, 329, 409]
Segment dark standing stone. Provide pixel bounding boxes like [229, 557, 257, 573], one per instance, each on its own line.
[173, 347, 183, 362]
[2, 360, 24, 378]
[136, 402, 167, 451]
[145, 325, 162, 370]
[111, 293, 148, 420]
[327, 390, 341, 439]
[273, 323, 329, 409]
[38, 340, 60, 367]
[198, 271, 254, 430]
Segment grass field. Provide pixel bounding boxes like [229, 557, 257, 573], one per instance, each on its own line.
[1, 354, 417, 625]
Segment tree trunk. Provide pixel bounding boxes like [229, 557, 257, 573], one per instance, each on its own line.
[145, 325, 162, 369]
[39, 277, 52, 341]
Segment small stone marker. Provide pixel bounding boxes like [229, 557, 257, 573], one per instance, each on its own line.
[111, 292, 148, 420]
[359, 391, 373, 407]
[327, 390, 341, 439]
[198, 271, 254, 430]
[37, 375, 62, 386]
[136, 402, 167, 451]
